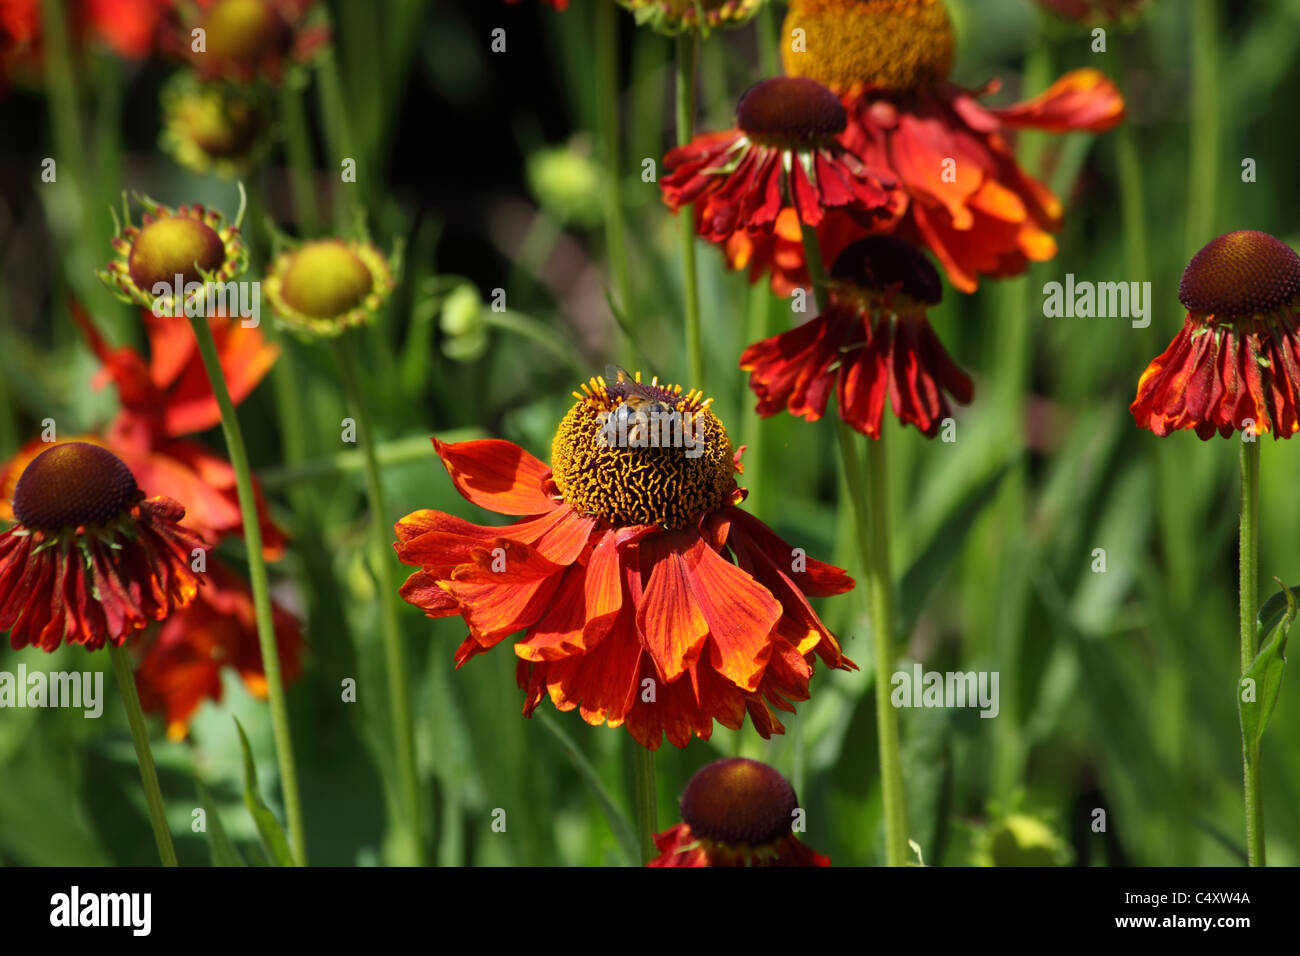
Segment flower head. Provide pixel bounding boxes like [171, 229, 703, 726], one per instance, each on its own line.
[741, 0, 1126, 294]
[99, 195, 249, 314]
[394, 374, 855, 749]
[783, 0, 955, 94]
[741, 235, 972, 437]
[1132, 230, 1300, 440]
[662, 76, 901, 245]
[648, 758, 830, 866]
[0, 442, 206, 652]
[1, 0, 165, 88]
[165, 0, 329, 83]
[616, 0, 762, 35]
[135, 562, 304, 741]
[161, 74, 274, 178]
[264, 238, 395, 338]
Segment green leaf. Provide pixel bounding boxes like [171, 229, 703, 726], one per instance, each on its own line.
[1256, 583, 1300, 640]
[898, 460, 1014, 640]
[1240, 579, 1295, 750]
[233, 718, 297, 867]
[196, 782, 246, 867]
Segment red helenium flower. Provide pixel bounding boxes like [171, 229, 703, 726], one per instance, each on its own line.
[742, 0, 1126, 295]
[134, 562, 304, 740]
[662, 76, 901, 247]
[69, 300, 288, 557]
[742, 235, 972, 438]
[0, 442, 206, 651]
[1, 439, 301, 734]
[649, 757, 830, 866]
[161, 0, 328, 83]
[1, 0, 166, 88]
[1132, 230, 1300, 440]
[395, 374, 855, 749]
[615, 0, 762, 34]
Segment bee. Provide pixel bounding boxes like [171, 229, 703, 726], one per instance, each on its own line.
[603, 365, 678, 449]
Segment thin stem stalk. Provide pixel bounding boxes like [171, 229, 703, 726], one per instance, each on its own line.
[676, 33, 703, 386]
[631, 744, 658, 865]
[596, 0, 633, 360]
[109, 643, 178, 867]
[837, 421, 909, 866]
[331, 336, 424, 866]
[1187, 0, 1220, 252]
[802, 222, 908, 865]
[1239, 438, 1264, 866]
[185, 315, 307, 866]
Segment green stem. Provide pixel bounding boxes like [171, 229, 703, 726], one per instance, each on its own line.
[631, 744, 658, 865]
[331, 336, 425, 866]
[676, 32, 703, 386]
[41, 0, 81, 170]
[1115, 117, 1148, 287]
[837, 420, 908, 866]
[317, 49, 361, 230]
[43, 0, 123, 339]
[806, 221, 908, 866]
[596, 0, 634, 360]
[185, 315, 307, 866]
[740, 287, 774, 518]
[1187, 0, 1220, 252]
[1239, 438, 1264, 866]
[279, 83, 320, 234]
[109, 643, 178, 867]
[757, 0, 780, 77]
[799, 224, 829, 310]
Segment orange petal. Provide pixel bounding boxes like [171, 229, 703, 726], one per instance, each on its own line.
[991, 68, 1126, 133]
[433, 438, 556, 516]
[443, 538, 565, 644]
[684, 539, 780, 692]
[581, 529, 625, 649]
[637, 531, 710, 684]
[515, 566, 590, 661]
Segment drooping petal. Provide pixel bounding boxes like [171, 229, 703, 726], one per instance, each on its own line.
[636, 529, 710, 683]
[990, 68, 1126, 133]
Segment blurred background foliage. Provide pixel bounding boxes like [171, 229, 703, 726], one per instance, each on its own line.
[2, 0, 1300, 866]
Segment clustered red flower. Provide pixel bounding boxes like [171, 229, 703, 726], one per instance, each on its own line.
[1132, 231, 1300, 440]
[0, 300, 303, 737]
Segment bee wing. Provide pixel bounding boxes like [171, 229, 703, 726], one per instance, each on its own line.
[606, 364, 660, 402]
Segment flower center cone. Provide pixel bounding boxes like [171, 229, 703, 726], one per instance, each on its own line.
[736, 76, 846, 149]
[680, 758, 799, 846]
[551, 374, 735, 530]
[831, 235, 944, 307]
[202, 0, 289, 65]
[781, 0, 955, 94]
[13, 442, 142, 532]
[279, 241, 375, 318]
[129, 216, 227, 290]
[1179, 230, 1300, 319]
